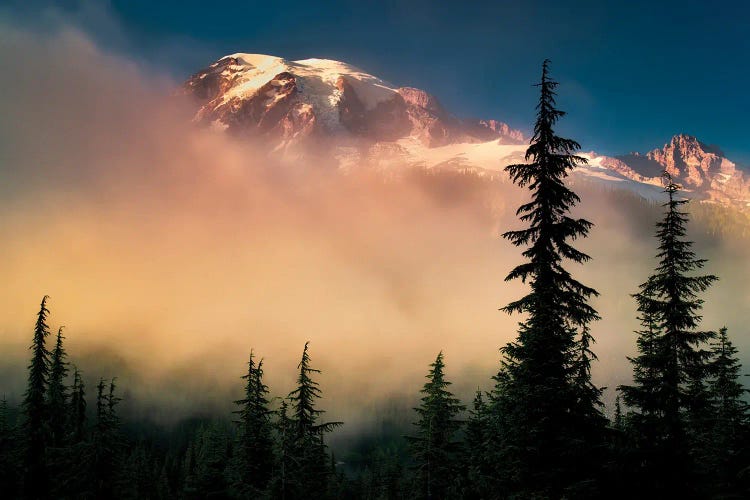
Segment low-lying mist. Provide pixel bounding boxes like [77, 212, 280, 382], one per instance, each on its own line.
[1, 19, 749, 433]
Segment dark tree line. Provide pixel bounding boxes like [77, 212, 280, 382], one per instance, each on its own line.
[0, 296, 124, 499]
[1, 299, 344, 499]
[2, 60, 750, 499]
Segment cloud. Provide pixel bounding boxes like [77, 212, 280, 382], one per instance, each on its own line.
[0, 13, 747, 429]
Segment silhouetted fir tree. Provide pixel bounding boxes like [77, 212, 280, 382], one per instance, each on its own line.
[407, 352, 464, 500]
[570, 325, 609, 497]
[616, 309, 666, 495]
[707, 327, 749, 493]
[619, 311, 662, 433]
[494, 59, 604, 496]
[69, 367, 86, 443]
[463, 390, 491, 498]
[685, 356, 716, 488]
[45, 327, 75, 499]
[620, 173, 718, 496]
[52, 368, 89, 498]
[231, 350, 275, 497]
[47, 326, 69, 448]
[603, 393, 635, 500]
[271, 398, 295, 500]
[87, 377, 124, 498]
[573, 326, 607, 424]
[286, 342, 342, 499]
[22, 295, 52, 499]
[613, 395, 623, 431]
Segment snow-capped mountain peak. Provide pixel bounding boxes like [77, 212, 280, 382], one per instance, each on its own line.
[180, 54, 750, 211]
[181, 53, 525, 147]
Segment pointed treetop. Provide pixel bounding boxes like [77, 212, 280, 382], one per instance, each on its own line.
[53, 326, 65, 353]
[33, 295, 51, 335]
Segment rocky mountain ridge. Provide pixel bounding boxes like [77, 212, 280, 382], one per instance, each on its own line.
[180, 53, 749, 210]
[181, 54, 525, 148]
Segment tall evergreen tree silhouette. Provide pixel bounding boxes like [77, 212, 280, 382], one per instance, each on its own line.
[464, 389, 491, 497]
[707, 327, 749, 492]
[89, 377, 123, 498]
[272, 398, 296, 500]
[54, 366, 90, 498]
[47, 326, 69, 448]
[618, 310, 663, 491]
[494, 59, 603, 496]
[407, 351, 464, 499]
[22, 295, 52, 499]
[69, 367, 87, 443]
[232, 350, 275, 496]
[620, 173, 718, 495]
[286, 342, 342, 499]
[613, 395, 623, 431]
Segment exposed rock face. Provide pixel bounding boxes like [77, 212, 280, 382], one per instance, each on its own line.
[180, 54, 750, 211]
[645, 134, 736, 189]
[396, 87, 458, 147]
[181, 56, 241, 102]
[180, 53, 524, 147]
[460, 119, 526, 143]
[614, 134, 750, 207]
[182, 60, 320, 142]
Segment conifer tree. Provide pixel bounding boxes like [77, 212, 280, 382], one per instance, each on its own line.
[232, 350, 275, 496]
[707, 327, 749, 492]
[106, 378, 122, 432]
[620, 173, 718, 495]
[272, 398, 296, 500]
[90, 377, 123, 498]
[22, 295, 52, 499]
[613, 395, 623, 431]
[286, 342, 342, 499]
[408, 351, 464, 499]
[52, 367, 89, 498]
[47, 326, 69, 448]
[494, 59, 604, 496]
[69, 367, 87, 443]
[709, 327, 748, 442]
[618, 310, 663, 489]
[464, 389, 490, 496]
[573, 326, 606, 424]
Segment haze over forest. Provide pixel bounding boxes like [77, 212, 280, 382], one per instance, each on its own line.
[4, 2, 750, 498]
[2, 7, 750, 429]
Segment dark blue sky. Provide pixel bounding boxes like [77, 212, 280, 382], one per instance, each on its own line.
[14, 0, 750, 163]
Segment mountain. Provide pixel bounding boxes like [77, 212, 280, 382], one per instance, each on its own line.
[180, 54, 524, 147]
[180, 54, 750, 210]
[613, 135, 750, 206]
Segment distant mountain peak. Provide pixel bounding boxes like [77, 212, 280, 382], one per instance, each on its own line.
[179, 54, 750, 211]
[180, 53, 525, 148]
[659, 133, 725, 159]
[642, 134, 735, 189]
